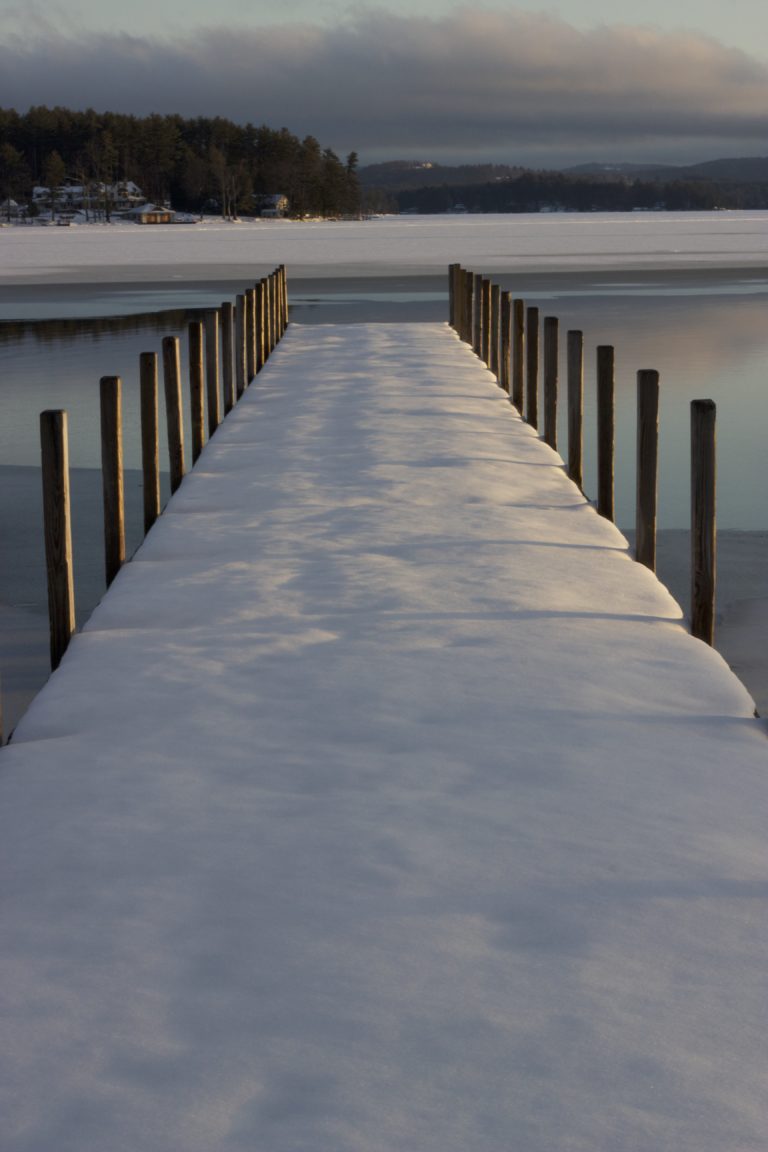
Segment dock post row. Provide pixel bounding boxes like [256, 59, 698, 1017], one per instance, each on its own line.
[39, 266, 288, 679]
[449, 262, 716, 646]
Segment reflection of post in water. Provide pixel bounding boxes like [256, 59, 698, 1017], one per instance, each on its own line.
[0, 309, 200, 348]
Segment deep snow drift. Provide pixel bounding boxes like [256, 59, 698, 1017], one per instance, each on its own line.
[1, 323, 766, 1151]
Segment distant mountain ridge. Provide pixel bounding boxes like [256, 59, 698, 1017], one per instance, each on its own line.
[564, 157, 768, 182]
[359, 161, 527, 189]
[360, 155, 768, 189]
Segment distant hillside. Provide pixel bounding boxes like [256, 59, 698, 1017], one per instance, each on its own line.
[565, 157, 768, 183]
[360, 155, 768, 213]
[364, 155, 768, 188]
[684, 156, 768, 182]
[359, 161, 527, 189]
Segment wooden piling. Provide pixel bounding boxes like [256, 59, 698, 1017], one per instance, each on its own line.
[40, 409, 76, 670]
[100, 375, 125, 589]
[596, 345, 615, 522]
[255, 282, 265, 373]
[691, 399, 717, 645]
[635, 370, 660, 572]
[543, 316, 558, 450]
[481, 279, 491, 366]
[269, 275, 277, 353]
[163, 335, 186, 493]
[567, 330, 584, 491]
[449, 263, 458, 328]
[454, 267, 463, 339]
[205, 310, 221, 436]
[490, 284, 501, 381]
[525, 306, 539, 429]
[280, 264, 288, 333]
[139, 352, 160, 535]
[188, 321, 205, 465]
[500, 291, 512, 394]
[235, 294, 247, 399]
[245, 288, 256, 382]
[263, 277, 273, 359]
[472, 274, 483, 357]
[464, 271, 475, 346]
[221, 300, 235, 415]
[512, 299, 525, 412]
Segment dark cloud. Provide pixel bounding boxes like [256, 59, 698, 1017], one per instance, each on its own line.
[2, 8, 768, 163]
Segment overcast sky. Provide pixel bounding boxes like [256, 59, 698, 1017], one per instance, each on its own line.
[2, 0, 768, 167]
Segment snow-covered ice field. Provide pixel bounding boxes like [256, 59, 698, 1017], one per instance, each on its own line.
[1, 320, 766, 1150]
[4, 210, 768, 281]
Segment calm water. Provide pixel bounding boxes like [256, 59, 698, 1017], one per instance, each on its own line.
[1, 269, 767, 730]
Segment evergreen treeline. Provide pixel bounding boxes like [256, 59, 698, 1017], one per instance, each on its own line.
[0, 105, 361, 217]
[393, 170, 768, 213]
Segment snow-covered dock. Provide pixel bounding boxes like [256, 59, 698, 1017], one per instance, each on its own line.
[1, 322, 767, 1151]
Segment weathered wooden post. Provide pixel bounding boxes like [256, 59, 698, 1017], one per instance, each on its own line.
[691, 399, 717, 645]
[449, 263, 458, 328]
[596, 345, 615, 522]
[40, 409, 76, 670]
[139, 352, 160, 535]
[472, 273, 483, 357]
[464, 271, 475, 346]
[244, 288, 256, 382]
[543, 316, 558, 450]
[235, 294, 247, 399]
[454, 266, 463, 339]
[255, 282, 265, 373]
[274, 267, 282, 340]
[500, 291, 512, 394]
[100, 375, 125, 588]
[567, 330, 584, 490]
[162, 335, 186, 493]
[455, 266, 466, 340]
[512, 298, 525, 412]
[481, 279, 491, 366]
[269, 274, 277, 352]
[205, 310, 221, 436]
[188, 321, 205, 464]
[526, 306, 539, 429]
[636, 370, 660, 572]
[221, 300, 235, 415]
[490, 283, 501, 381]
[453, 267, 465, 338]
[280, 264, 288, 333]
[263, 277, 273, 359]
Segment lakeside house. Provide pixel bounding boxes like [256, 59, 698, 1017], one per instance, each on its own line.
[259, 193, 289, 218]
[31, 179, 147, 218]
[122, 203, 176, 225]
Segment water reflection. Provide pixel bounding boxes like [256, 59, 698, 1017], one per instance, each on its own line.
[0, 308, 206, 347]
[522, 286, 768, 530]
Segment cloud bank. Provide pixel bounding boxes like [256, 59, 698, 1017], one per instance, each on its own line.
[3, 8, 768, 164]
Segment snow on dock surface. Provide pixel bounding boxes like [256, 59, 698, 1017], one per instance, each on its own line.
[1, 322, 767, 1151]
